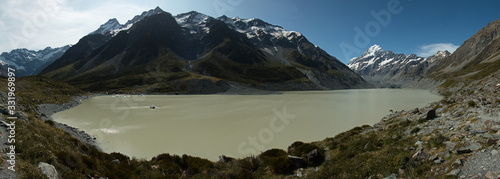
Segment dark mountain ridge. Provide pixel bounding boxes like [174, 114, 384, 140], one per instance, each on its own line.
[41, 8, 370, 93]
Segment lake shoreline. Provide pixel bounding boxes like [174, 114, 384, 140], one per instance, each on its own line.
[34, 88, 283, 152]
[40, 88, 442, 161]
[37, 94, 103, 150]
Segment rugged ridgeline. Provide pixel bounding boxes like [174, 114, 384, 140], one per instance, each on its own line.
[39, 7, 369, 93]
[347, 44, 450, 89]
[428, 19, 500, 93]
[0, 10, 499, 179]
[0, 46, 70, 77]
[322, 19, 500, 178]
[348, 19, 500, 93]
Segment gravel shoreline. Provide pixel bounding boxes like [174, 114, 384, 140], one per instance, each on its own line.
[33, 86, 281, 151]
[36, 94, 103, 150]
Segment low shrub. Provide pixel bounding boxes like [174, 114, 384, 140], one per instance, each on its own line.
[468, 100, 477, 107]
[268, 156, 295, 175]
[427, 134, 448, 148]
[288, 141, 325, 166]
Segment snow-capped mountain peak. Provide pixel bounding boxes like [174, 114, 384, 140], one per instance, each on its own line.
[124, 6, 165, 27]
[217, 15, 302, 43]
[90, 18, 121, 35]
[90, 6, 167, 36]
[347, 45, 451, 85]
[0, 45, 70, 76]
[361, 44, 384, 58]
[433, 50, 451, 58]
[89, 7, 305, 50]
[175, 11, 212, 28]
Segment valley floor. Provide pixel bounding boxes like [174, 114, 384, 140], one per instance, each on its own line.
[0, 73, 498, 178]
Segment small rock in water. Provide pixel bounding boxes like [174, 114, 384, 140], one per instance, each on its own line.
[412, 108, 420, 114]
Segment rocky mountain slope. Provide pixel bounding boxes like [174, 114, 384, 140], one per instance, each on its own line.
[40, 7, 369, 93]
[348, 19, 500, 91]
[0, 46, 70, 77]
[429, 19, 500, 82]
[1, 9, 499, 179]
[0, 8, 166, 79]
[347, 44, 450, 88]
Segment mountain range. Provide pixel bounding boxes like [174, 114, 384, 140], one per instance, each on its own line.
[3, 7, 498, 95]
[38, 7, 369, 93]
[347, 44, 450, 88]
[347, 19, 500, 91]
[0, 46, 70, 77]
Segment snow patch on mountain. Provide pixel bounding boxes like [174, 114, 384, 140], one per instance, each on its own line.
[89, 6, 165, 36]
[0, 46, 70, 76]
[347, 44, 451, 81]
[362, 44, 383, 58]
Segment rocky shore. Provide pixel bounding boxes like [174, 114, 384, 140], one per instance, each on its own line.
[32, 84, 280, 152]
[36, 95, 102, 149]
[363, 72, 500, 178]
[27, 71, 500, 178]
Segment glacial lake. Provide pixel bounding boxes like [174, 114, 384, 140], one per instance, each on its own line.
[53, 89, 441, 161]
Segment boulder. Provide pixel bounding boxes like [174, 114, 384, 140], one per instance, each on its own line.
[426, 109, 437, 120]
[383, 174, 398, 179]
[456, 148, 472, 154]
[452, 159, 462, 167]
[38, 162, 58, 179]
[491, 150, 499, 156]
[306, 149, 319, 162]
[428, 155, 438, 161]
[433, 157, 445, 164]
[296, 168, 304, 177]
[288, 155, 305, 168]
[412, 150, 430, 160]
[218, 155, 234, 163]
[486, 171, 500, 179]
[446, 169, 461, 176]
[487, 138, 499, 145]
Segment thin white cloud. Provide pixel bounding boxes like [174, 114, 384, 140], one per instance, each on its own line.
[417, 43, 459, 57]
[0, 0, 148, 52]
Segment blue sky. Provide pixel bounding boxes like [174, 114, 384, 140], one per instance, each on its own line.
[1, 0, 499, 64]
